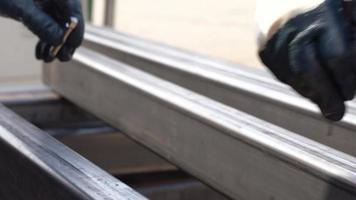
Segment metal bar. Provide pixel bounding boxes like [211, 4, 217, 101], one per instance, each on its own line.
[0, 84, 175, 175]
[0, 103, 146, 200]
[104, 0, 115, 27]
[44, 48, 356, 200]
[83, 26, 356, 157]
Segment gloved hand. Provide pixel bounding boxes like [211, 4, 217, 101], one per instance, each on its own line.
[35, 0, 84, 62]
[259, 0, 356, 121]
[0, 0, 84, 62]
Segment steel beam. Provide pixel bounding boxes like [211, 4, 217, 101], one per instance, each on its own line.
[0, 103, 146, 200]
[83, 26, 356, 157]
[44, 48, 356, 200]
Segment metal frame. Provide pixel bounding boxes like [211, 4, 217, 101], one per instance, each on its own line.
[0, 84, 175, 176]
[83, 26, 356, 157]
[0, 83, 228, 199]
[44, 48, 356, 200]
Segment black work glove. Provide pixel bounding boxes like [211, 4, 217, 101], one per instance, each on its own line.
[259, 0, 356, 121]
[0, 0, 84, 62]
[35, 0, 84, 62]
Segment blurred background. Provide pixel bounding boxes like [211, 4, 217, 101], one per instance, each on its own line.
[0, 0, 260, 85]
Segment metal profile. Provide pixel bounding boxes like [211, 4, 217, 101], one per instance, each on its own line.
[44, 48, 356, 200]
[0, 103, 146, 199]
[83, 26, 356, 157]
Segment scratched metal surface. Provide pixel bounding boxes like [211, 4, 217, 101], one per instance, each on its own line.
[44, 48, 356, 200]
[0, 103, 146, 200]
[82, 26, 356, 158]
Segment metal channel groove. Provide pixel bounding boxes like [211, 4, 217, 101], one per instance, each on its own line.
[44, 48, 356, 200]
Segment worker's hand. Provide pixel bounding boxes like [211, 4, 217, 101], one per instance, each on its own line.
[0, 0, 64, 46]
[259, 0, 355, 121]
[0, 0, 84, 62]
[35, 0, 84, 62]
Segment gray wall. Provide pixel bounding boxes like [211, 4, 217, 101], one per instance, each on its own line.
[0, 18, 41, 84]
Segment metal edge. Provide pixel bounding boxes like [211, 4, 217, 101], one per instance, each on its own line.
[0, 103, 146, 200]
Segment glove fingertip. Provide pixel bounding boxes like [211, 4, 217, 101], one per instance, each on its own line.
[321, 103, 346, 121]
[35, 42, 55, 62]
[44, 58, 56, 63]
[58, 47, 75, 62]
[35, 42, 45, 60]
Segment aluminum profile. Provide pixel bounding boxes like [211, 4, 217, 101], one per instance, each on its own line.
[44, 48, 356, 200]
